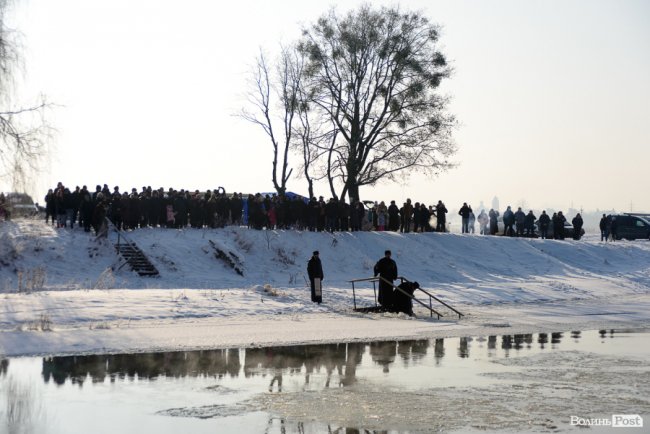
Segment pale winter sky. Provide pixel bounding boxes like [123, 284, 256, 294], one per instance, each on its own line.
[4, 0, 650, 212]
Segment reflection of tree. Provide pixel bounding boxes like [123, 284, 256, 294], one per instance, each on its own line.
[369, 341, 396, 373]
[0, 358, 8, 376]
[571, 331, 581, 341]
[42, 349, 239, 386]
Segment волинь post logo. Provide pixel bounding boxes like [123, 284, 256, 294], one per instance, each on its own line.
[570, 415, 644, 428]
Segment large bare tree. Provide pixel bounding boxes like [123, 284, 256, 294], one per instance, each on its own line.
[240, 48, 307, 197]
[298, 5, 456, 202]
[0, 0, 51, 191]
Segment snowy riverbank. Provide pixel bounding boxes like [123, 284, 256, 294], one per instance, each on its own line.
[1, 219, 649, 357]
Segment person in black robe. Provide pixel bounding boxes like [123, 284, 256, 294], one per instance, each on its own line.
[374, 250, 398, 310]
[307, 251, 324, 304]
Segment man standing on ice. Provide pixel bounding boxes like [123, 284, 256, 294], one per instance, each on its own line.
[374, 250, 398, 310]
[307, 251, 324, 304]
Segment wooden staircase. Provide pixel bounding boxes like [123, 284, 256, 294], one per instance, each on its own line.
[115, 241, 159, 277]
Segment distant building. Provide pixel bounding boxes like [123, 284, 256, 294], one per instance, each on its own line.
[491, 196, 499, 211]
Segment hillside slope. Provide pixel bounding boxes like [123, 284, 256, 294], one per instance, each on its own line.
[2, 219, 649, 306]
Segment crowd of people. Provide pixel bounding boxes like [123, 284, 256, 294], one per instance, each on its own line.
[41, 182, 592, 240]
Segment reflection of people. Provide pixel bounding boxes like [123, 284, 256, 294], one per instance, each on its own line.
[269, 372, 283, 392]
[434, 338, 445, 364]
[374, 250, 397, 309]
[307, 251, 324, 304]
[370, 341, 396, 373]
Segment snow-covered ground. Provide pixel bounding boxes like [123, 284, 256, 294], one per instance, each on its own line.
[1, 219, 649, 357]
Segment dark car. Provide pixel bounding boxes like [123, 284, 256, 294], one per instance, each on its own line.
[611, 214, 650, 240]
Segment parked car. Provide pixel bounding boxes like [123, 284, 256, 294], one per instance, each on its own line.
[535, 219, 584, 240]
[611, 214, 650, 240]
[1, 192, 39, 219]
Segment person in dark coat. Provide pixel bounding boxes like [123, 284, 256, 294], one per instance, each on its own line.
[392, 281, 419, 316]
[458, 202, 470, 233]
[502, 206, 514, 236]
[400, 199, 413, 233]
[325, 198, 338, 233]
[307, 251, 324, 304]
[610, 216, 618, 242]
[419, 204, 431, 232]
[44, 189, 55, 225]
[599, 214, 608, 242]
[79, 186, 94, 232]
[538, 210, 550, 239]
[557, 211, 567, 240]
[374, 250, 398, 309]
[571, 213, 583, 240]
[514, 207, 526, 237]
[435, 200, 447, 232]
[388, 200, 400, 232]
[552, 211, 566, 240]
[412, 202, 421, 232]
[488, 208, 499, 235]
[524, 210, 536, 237]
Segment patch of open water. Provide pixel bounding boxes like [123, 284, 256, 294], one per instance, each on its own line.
[1, 329, 649, 433]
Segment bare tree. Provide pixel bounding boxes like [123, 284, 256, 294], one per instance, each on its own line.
[240, 47, 306, 196]
[292, 84, 341, 199]
[298, 5, 457, 202]
[0, 0, 51, 190]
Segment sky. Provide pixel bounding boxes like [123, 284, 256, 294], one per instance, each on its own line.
[3, 0, 650, 212]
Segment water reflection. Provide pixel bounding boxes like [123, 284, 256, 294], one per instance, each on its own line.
[266, 419, 391, 434]
[36, 329, 641, 389]
[369, 341, 397, 373]
[1, 329, 646, 434]
[458, 337, 469, 358]
[538, 333, 548, 349]
[42, 348, 241, 386]
[434, 338, 445, 364]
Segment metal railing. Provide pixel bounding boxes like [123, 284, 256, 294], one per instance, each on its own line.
[349, 276, 464, 320]
[104, 217, 136, 272]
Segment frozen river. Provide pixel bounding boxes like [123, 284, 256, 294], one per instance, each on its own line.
[1, 329, 649, 433]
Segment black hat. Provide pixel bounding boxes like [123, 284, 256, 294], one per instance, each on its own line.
[313, 251, 319, 255]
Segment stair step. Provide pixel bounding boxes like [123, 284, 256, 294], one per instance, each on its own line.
[114, 241, 159, 278]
